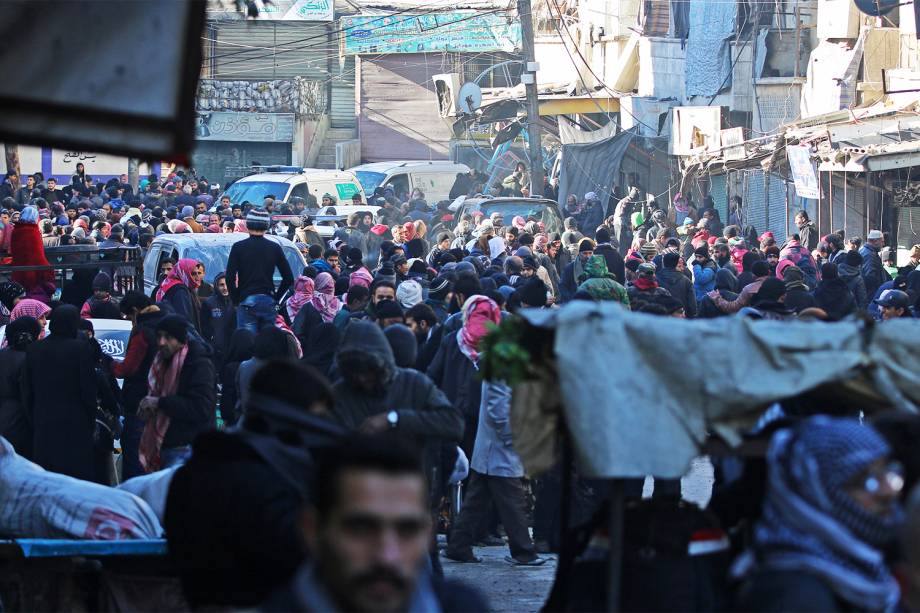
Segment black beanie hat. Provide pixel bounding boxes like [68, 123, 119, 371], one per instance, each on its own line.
[694, 245, 710, 259]
[155, 314, 189, 344]
[751, 260, 770, 277]
[517, 276, 548, 307]
[663, 252, 679, 269]
[578, 238, 594, 254]
[375, 299, 404, 320]
[595, 227, 611, 244]
[845, 249, 863, 266]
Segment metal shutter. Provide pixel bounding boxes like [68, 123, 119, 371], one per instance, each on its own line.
[330, 56, 356, 128]
[213, 21, 331, 80]
[191, 141, 292, 186]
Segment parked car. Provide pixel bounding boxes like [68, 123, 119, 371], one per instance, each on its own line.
[143, 233, 306, 296]
[0, 318, 132, 362]
[222, 168, 365, 206]
[349, 161, 470, 203]
[452, 197, 564, 237]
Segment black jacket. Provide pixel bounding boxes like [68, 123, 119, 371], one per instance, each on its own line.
[158, 340, 216, 449]
[200, 293, 236, 364]
[0, 348, 30, 458]
[594, 243, 626, 284]
[814, 278, 856, 321]
[23, 333, 97, 480]
[226, 235, 294, 303]
[656, 268, 697, 317]
[427, 330, 481, 457]
[166, 421, 341, 610]
[162, 283, 201, 332]
[331, 322, 462, 445]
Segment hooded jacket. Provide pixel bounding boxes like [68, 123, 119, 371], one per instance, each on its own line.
[332, 322, 463, 445]
[699, 269, 738, 318]
[813, 278, 856, 321]
[576, 255, 629, 306]
[837, 262, 868, 310]
[692, 259, 718, 300]
[657, 267, 698, 317]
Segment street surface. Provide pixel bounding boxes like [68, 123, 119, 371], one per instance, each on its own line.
[443, 457, 714, 612]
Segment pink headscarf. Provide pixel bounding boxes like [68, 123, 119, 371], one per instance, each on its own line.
[512, 216, 526, 230]
[533, 234, 549, 252]
[456, 295, 501, 363]
[311, 272, 341, 323]
[349, 267, 374, 289]
[207, 224, 221, 233]
[286, 276, 315, 321]
[156, 258, 201, 302]
[233, 219, 248, 233]
[11, 299, 51, 322]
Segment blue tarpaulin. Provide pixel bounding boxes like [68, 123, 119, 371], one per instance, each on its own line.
[557, 128, 636, 209]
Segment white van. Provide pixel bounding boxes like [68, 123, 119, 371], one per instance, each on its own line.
[222, 167, 365, 205]
[349, 161, 470, 203]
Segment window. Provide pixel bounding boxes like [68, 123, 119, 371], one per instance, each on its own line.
[290, 183, 309, 201]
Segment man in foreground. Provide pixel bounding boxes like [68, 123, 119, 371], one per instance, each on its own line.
[262, 436, 485, 612]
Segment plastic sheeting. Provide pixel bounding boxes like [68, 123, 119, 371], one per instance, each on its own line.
[557, 127, 635, 207]
[800, 34, 865, 118]
[515, 303, 920, 479]
[684, 0, 736, 97]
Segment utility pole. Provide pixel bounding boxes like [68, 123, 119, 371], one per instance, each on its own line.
[517, 0, 544, 196]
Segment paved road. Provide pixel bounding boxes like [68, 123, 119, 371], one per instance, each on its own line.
[441, 545, 557, 613]
[442, 457, 714, 612]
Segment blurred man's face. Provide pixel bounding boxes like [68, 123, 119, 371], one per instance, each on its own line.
[373, 287, 395, 304]
[157, 331, 184, 359]
[221, 197, 231, 207]
[216, 277, 228, 297]
[521, 266, 535, 278]
[405, 316, 428, 340]
[767, 254, 779, 265]
[327, 255, 340, 272]
[304, 469, 431, 613]
[882, 305, 905, 320]
[161, 261, 174, 277]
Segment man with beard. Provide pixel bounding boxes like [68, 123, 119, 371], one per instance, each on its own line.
[262, 436, 485, 611]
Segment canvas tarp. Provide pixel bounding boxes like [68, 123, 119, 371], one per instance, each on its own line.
[514, 302, 920, 479]
[684, 0, 736, 97]
[557, 127, 635, 207]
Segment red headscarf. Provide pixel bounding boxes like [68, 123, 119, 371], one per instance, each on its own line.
[457, 295, 501, 363]
[403, 222, 417, 242]
[311, 272, 341, 323]
[156, 258, 201, 302]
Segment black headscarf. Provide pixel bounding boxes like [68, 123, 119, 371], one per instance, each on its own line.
[48, 304, 80, 339]
[301, 323, 340, 378]
[815, 263, 856, 321]
[225, 328, 256, 364]
[6, 316, 40, 350]
[0, 282, 25, 312]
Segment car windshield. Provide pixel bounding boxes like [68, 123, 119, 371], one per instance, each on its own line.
[223, 181, 288, 204]
[355, 171, 386, 195]
[184, 244, 304, 282]
[463, 201, 563, 235]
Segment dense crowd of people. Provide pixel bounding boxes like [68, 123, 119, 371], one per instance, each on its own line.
[1, 163, 920, 611]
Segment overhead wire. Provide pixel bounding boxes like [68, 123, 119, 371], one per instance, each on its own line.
[207, 4, 510, 70]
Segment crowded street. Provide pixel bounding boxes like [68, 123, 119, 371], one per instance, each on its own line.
[4, 0, 920, 610]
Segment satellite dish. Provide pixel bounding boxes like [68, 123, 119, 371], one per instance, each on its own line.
[457, 82, 482, 115]
[854, 0, 898, 16]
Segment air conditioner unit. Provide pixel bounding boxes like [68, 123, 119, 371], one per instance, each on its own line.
[670, 106, 726, 156]
[432, 73, 461, 118]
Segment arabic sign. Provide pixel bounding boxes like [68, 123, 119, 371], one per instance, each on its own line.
[195, 112, 295, 143]
[52, 151, 134, 177]
[787, 145, 819, 200]
[343, 12, 520, 55]
[256, 0, 333, 21]
[335, 182, 361, 200]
